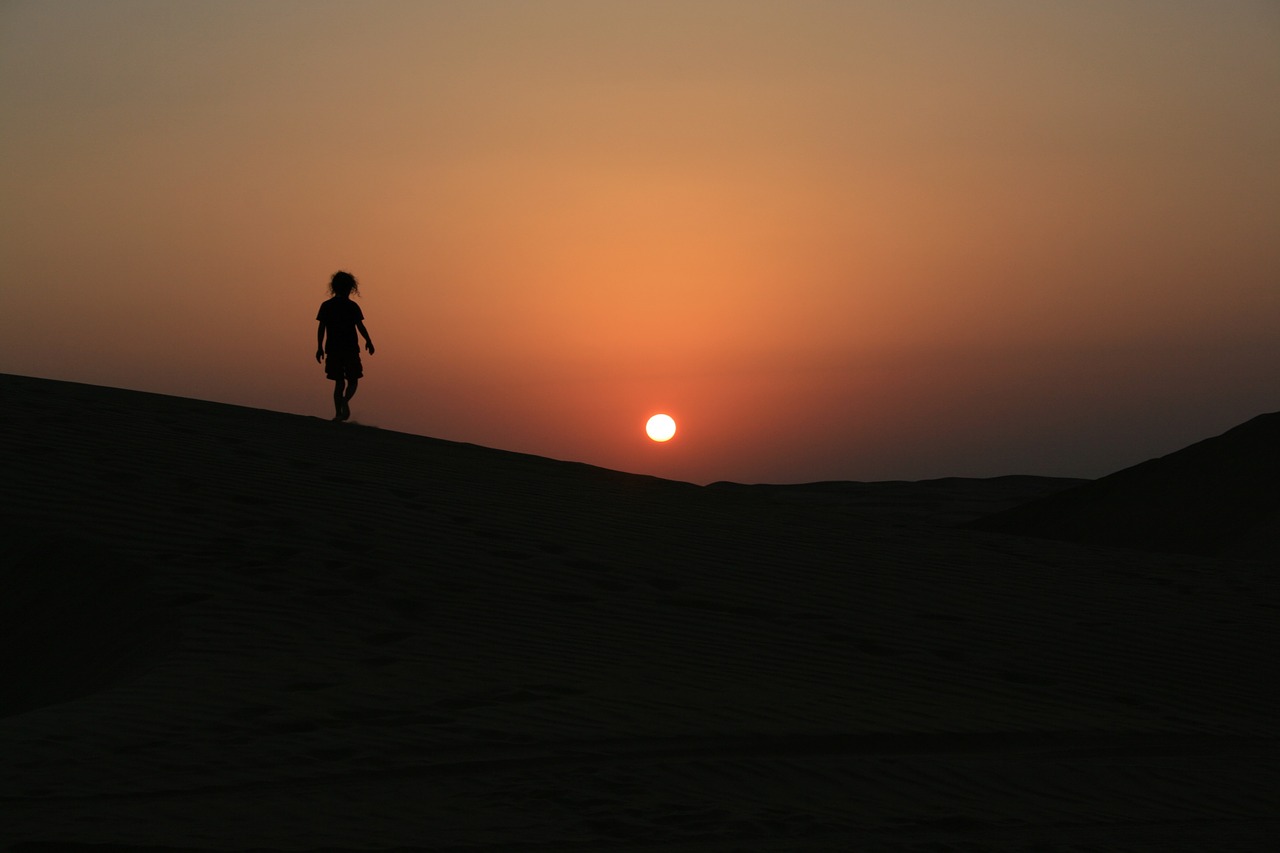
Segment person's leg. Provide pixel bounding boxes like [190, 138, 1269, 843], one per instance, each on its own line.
[340, 377, 357, 419]
[333, 378, 347, 419]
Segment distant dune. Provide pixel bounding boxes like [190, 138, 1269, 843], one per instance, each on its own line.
[2, 373, 1276, 851]
[970, 412, 1280, 558]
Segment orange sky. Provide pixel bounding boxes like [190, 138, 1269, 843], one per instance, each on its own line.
[3, 1, 1278, 483]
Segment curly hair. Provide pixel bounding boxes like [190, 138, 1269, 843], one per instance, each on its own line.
[328, 271, 360, 297]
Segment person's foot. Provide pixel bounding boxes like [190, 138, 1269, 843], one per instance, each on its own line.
[339, 399, 351, 420]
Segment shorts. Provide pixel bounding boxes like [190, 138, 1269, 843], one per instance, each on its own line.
[324, 350, 363, 381]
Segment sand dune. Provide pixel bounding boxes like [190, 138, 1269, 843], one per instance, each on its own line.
[970, 412, 1280, 557]
[1, 373, 1276, 851]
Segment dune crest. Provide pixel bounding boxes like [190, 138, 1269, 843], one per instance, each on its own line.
[971, 412, 1280, 557]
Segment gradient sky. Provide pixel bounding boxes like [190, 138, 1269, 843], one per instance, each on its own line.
[3, 1, 1277, 484]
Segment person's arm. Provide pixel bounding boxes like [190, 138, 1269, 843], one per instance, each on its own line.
[357, 321, 375, 355]
[316, 321, 326, 362]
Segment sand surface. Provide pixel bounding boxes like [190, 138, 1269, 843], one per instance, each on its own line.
[1, 373, 1276, 851]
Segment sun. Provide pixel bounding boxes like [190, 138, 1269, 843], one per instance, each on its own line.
[645, 413, 677, 442]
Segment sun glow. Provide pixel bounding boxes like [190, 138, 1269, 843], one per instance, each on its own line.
[645, 414, 677, 442]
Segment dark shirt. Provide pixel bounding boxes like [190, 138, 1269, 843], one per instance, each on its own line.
[317, 297, 365, 353]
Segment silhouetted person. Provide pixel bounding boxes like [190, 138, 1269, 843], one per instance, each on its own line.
[315, 271, 375, 421]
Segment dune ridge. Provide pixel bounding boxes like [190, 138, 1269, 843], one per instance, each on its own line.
[969, 412, 1280, 557]
[1, 373, 1276, 851]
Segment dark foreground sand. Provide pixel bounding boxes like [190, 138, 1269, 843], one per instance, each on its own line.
[1, 373, 1276, 851]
